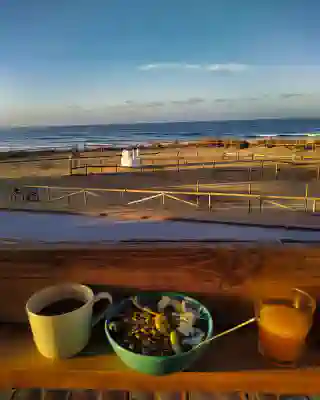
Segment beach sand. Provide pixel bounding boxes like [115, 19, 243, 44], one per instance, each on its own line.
[0, 141, 319, 229]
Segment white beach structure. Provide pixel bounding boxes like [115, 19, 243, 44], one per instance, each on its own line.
[121, 148, 141, 167]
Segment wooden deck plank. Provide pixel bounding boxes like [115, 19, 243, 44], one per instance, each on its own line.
[100, 391, 128, 400]
[153, 393, 183, 400]
[188, 395, 241, 400]
[0, 322, 319, 394]
[0, 390, 14, 400]
[12, 390, 41, 400]
[69, 390, 97, 400]
[129, 393, 154, 400]
[42, 391, 70, 400]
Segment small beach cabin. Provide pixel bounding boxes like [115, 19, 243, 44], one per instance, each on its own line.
[121, 148, 141, 167]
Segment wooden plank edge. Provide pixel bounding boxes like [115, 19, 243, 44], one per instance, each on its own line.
[1, 370, 320, 394]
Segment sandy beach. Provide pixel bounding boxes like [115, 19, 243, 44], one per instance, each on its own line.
[0, 140, 319, 230]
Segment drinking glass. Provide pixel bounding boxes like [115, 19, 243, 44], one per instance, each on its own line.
[255, 288, 316, 365]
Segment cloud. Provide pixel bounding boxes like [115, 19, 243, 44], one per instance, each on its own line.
[171, 97, 205, 105]
[245, 97, 260, 101]
[205, 63, 248, 72]
[138, 63, 248, 73]
[114, 100, 166, 109]
[145, 101, 165, 108]
[214, 98, 230, 103]
[279, 93, 304, 99]
[138, 63, 202, 71]
[122, 98, 204, 108]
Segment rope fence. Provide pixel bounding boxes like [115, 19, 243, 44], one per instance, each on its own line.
[17, 184, 320, 214]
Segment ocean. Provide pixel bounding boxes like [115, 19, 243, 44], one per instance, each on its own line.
[0, 118, 320, 152]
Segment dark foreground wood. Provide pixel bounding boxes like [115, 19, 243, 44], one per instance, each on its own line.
[0, 245, 320, 393]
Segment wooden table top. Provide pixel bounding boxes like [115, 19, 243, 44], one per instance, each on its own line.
[0, 320, 319, 393]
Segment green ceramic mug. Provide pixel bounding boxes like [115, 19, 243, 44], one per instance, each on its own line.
[104, 292, 214, 375]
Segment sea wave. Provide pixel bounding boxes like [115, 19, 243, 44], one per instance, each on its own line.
[0, 118, 320, 152]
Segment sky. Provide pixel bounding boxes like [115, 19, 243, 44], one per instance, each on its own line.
[1, 0, 320, 126]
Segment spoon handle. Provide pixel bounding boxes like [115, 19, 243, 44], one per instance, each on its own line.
[198, 317, 257, 348]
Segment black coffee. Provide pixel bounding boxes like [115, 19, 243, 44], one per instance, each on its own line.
[38, 298, 85, 316]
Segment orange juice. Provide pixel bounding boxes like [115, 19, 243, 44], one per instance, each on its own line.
[258, 304, 310, 363]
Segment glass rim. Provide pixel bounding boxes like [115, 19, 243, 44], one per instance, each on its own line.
[256, 287, 316, 314]
[293, 287, 316, 312]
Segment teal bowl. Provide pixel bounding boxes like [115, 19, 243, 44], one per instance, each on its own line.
[104, 292, 213, 375]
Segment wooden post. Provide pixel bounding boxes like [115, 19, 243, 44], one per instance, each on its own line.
[305, 183, 309, 212]
[313, 199, 317, 213]
[162, 192, 165, 206]
[69, 156, 73, 176]
[275, 163, 279, 180]
[177, 159, 180, 172]
[83, 190, 88, 206]
[85, 164, 88, 176]
[248, 183, 252, 213]
[196, 180, 199, 206]
[208, 194, 211, 210]
[46, 186, 51, 201]
[237, 152, 240, 161]
[259, 196, 263, 213]
[248, 167, 252, 181]
[317, 166, 320, 180]
[115, 164, 118, 173]
[260, 161, 264, 178]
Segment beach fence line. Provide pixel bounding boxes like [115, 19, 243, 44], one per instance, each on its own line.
[1, 148, 320, 179]
[69, 154, 320, 180]
[71, 160, 320, 183]
[21, 184, 320, 214]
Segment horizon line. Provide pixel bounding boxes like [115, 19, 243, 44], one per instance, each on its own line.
[2, 116, 320, 130]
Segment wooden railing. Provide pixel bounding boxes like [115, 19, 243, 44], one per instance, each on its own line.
[21, 184, 320, 214]
[2, 390, 318, 400]
[0, 246, 319, 394]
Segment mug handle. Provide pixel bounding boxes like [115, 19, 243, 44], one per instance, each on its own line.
[91, 292, 113, 327]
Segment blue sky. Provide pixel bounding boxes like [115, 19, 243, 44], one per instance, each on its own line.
[1, 0, 320, 126]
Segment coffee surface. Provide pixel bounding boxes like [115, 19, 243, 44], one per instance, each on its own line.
[38, 298, 85, 316]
